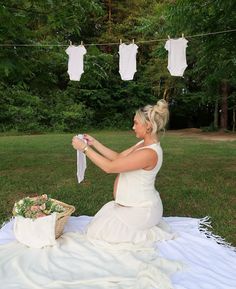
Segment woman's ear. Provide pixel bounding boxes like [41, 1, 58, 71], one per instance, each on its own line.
[145, 121, 152, 133]
[146, 121, 152, 130]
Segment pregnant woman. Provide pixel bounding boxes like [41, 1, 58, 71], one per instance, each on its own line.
[72, 99, 174, 243]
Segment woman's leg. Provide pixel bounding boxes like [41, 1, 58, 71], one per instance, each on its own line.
[86, 201, 163, 243]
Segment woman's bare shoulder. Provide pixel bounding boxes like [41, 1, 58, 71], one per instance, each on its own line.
[118, 140, 144, 158]
[134, 140, 144, 149]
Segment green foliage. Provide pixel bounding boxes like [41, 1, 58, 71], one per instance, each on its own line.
[0, 84, 41, 131]
[0, 1, 236, 132]
[59, 103, 94, 132]
[13, 194, 65, 219]
[134, 0, 236, 129]
[0, 82, 95, 132]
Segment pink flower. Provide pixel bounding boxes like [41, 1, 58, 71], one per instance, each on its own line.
[35, 212, 47, 218]
[13, 194, 64, 219]
[31, 205, 40, 211]
[41, 194, 48, 200]
[39, 203, 46, 210]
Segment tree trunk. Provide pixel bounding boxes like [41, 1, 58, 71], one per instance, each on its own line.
[104, 0, 112, 53]
[108, 0, 112, 34]
[163, 88, 169, 102]
[220, 80, 229, 130]
[233, 107, 236, 132]
[213, 98, 218, 129]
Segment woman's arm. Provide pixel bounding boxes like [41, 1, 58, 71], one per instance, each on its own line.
[86, 136, 119, 160]
[72, 137, 157, 174]
[83, 134, 140, 160]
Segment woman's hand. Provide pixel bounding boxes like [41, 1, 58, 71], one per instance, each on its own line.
[72, 136, 87, 151]
[83, 134, 95, 146]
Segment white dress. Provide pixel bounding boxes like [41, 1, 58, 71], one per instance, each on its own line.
[86, 142, 175, 243]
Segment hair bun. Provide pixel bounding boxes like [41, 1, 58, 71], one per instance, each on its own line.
[154, 99, 168, 114]
[148, 99, 169, 133]
[135, 99, 169, 136]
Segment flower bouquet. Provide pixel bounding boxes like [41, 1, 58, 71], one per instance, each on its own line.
[13, 194, 75, 240]
[13, 194, 65, 219]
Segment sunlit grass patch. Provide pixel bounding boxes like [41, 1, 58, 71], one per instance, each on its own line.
[0, 131, 235, 245]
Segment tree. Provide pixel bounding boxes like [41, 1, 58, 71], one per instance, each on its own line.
[135, 0, 236, 130]
[0, 1, 236, 131]
[165, 0, 236, 130]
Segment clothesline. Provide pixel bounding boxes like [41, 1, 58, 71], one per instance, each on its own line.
[0, 28, 235, 47]
[66, 35, 186, 80]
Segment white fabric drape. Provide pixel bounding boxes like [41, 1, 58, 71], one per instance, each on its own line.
[14, 213, 57, 248]
[0, 216, 235, 289]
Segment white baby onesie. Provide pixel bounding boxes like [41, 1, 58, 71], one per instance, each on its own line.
[65, 45, 87, 81]
[119, 43, 138, 80]
[76, 134, 87, 183]
[165, 37, 188, 77]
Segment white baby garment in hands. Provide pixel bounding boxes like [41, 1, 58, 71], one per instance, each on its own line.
[165, 37, 188, 76]
[119, 43, 138, 80]
[66, 45, 87, 81]
[76, 134, 87, 183]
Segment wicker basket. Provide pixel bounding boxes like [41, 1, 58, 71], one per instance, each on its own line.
[51, 199, 75, 239]
[13, 198, 75, 239]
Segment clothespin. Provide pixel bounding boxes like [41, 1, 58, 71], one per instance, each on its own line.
[182, 33, 184, 38]
[120, 39, 122, 44]
[80, 41, 83, 46]
[69, 40, 72, 46]
[132, 39, 135, 44]
[168, 35, 170, 40]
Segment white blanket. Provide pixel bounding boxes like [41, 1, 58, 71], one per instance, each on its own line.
[0, 216, 235, 289]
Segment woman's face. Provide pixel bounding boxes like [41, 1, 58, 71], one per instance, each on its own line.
[132, 115, 147, 138]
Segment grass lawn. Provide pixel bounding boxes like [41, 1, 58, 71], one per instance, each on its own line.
[0, 131, 235, 246]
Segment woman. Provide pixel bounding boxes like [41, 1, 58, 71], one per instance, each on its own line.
[72, 99, 174, 243]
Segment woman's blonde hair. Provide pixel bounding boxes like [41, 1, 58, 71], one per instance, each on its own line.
[135, 99, 169, 136]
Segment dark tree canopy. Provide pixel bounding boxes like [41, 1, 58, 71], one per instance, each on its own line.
[0, 0, 235, 132]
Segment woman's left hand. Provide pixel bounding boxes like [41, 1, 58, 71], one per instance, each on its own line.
[72, 136, 87, 151]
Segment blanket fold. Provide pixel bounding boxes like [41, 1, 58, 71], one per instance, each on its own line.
[0, 216, 235, 289]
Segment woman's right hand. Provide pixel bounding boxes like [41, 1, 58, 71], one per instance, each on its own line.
[83, 134, 95, 146]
